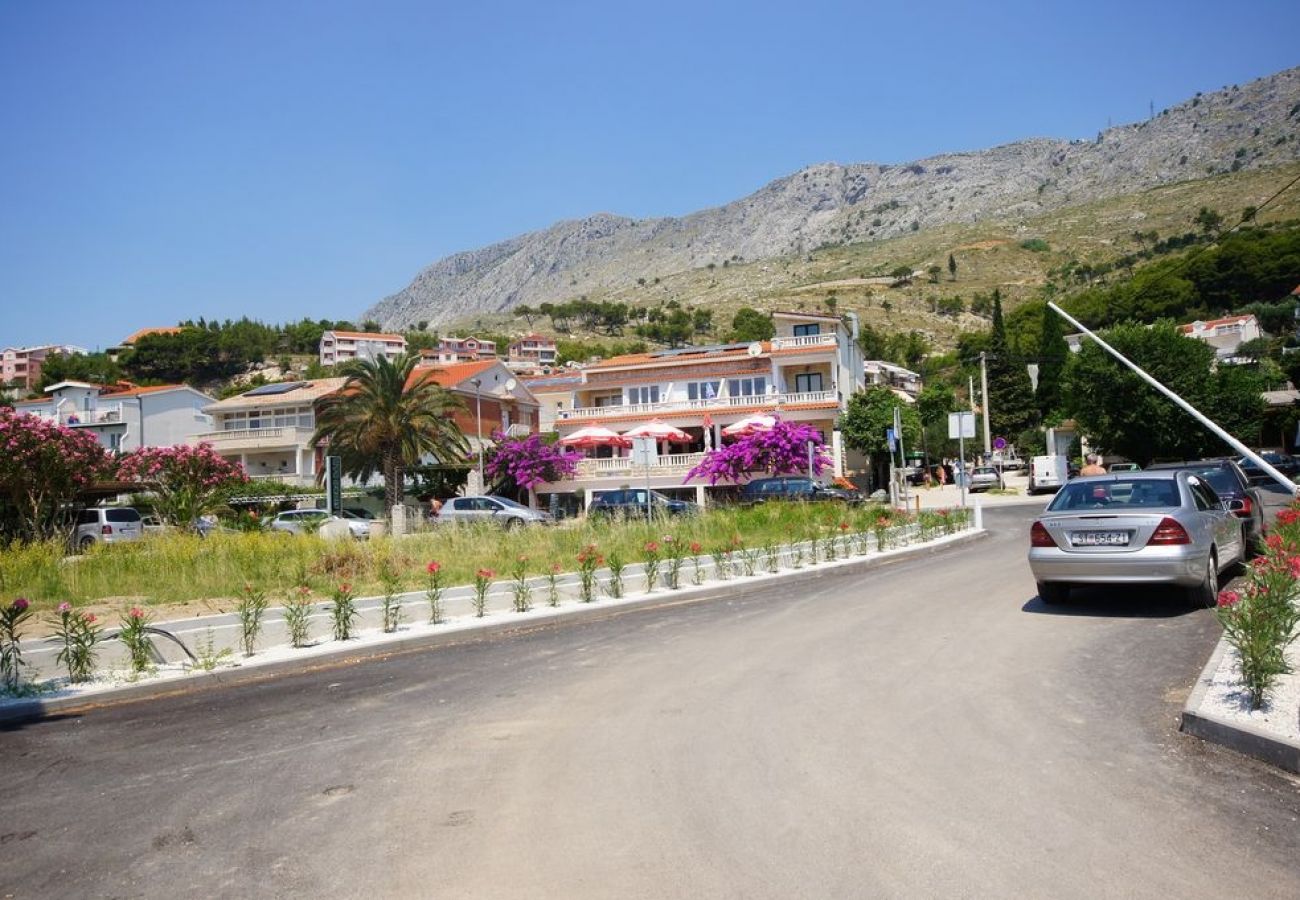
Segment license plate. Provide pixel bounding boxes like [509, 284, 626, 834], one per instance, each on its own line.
[1071, 531, 1129, 547]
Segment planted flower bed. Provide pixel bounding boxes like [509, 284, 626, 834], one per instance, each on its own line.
[0, 506, 973, 699]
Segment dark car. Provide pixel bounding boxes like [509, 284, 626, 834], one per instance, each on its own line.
[588, 489, 697, 518]
[1237, 451, 1300, 486]
[1146, 459, 1265, 553]
[739, 476, 858, 504]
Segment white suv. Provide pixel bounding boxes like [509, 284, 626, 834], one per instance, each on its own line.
[74, 507, 145, 551]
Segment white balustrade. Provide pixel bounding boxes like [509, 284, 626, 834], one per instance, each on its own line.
[557, 390, 838, 422]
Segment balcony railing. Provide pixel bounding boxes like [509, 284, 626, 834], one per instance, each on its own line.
[770, 333, 838, 351]
[556, 390, 839, 422]
[32, 404, 125, 426]
[574, 452, 707, 477]
[194, 426, 314, 449]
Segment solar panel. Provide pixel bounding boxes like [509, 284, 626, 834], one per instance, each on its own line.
[650, 342, 750, 358]
[243, 381, 307, 397]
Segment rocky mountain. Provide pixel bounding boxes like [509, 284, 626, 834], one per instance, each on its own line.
[366, 67, 1300, 330]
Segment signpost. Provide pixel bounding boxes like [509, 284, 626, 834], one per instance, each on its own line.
[325, 455, 343, 516]
[893, 406, 909, 510]
[948, 412, 976, 508]
[630, 436, 658, 522]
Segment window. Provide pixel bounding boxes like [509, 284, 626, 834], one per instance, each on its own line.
[108, 433, 122, 451]
[793, 323, 821, 337]
[727, 377, 766, 398]
[687, 381, 720, 401]
[794, 373, 824, 393]
[627, 386, 660, 405]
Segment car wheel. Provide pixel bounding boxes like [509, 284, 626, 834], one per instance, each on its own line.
[1188, 551, 1218, 609]
[1036, 581, 1069, 604]
[79, 535, 95, 552]
[503, 517, 521, 530]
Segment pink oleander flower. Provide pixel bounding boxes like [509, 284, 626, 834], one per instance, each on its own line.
[1216, 590, 1241, 608]
[645, 541, 659, 554]
[129, 607, 144, 619]
[551, 563, 562, 574]
[839, 522, 849, 531]
[426, 561, 442, 575]
[690, 541, 702, 554]
[476, 568, 495, 580]
[12, 598, 29, 611]
[57, 601, 72, 613]
[85, 614, 97, 623]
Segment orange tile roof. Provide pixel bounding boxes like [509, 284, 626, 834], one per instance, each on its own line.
[406, 360, 498, 390]
[121, 327, 182, 345]
[329, 330, 406, 341]
[1179, 314, 1255, 333]
[104, 383, 195, 398]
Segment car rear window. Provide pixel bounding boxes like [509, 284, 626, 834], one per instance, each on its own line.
[1048, 478, 1180, 511]
[105, 509, 141, 523]
[1187, 467, 1238, 496]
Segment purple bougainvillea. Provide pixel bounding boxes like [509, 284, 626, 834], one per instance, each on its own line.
[484, 432, 581, 490]
[685, 419, 832, 485]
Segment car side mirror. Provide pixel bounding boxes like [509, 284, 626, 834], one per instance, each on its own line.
[1226, 498, 1247, 513]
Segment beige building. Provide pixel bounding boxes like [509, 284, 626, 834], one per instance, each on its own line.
[319, 331, 407, 367]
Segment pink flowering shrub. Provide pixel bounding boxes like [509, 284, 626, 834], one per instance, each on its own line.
[0, 407, 116, 540]
[484, 432, 580, 491]
[1, 598, 34, 693]
[116, 442, 247, 528]
[685, 419, 832, 485]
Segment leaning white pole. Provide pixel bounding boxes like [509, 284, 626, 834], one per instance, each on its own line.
[1047, 302, 1299, 496]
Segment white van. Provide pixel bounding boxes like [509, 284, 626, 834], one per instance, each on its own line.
[1028, 455, 1070, 494]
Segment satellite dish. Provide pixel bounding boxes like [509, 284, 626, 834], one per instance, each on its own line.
[504, 378, 518, 393]
[747, 342, 763, 357]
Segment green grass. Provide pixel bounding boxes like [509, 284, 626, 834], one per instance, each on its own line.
[0, 503, 949, 612]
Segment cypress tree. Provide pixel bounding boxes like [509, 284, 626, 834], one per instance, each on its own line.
[985, 291, 1038, 438]
[1035, 305, 1069, 421]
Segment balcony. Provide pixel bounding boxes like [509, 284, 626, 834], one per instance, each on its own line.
[193, 426, 315, 450]
[556, 390, 839, 422]
[770, 333, 838, 351]
[35, 404, 125, 427]
[574, 452, 707, 478]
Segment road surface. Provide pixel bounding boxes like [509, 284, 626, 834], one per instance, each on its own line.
[3, 507, 1299, 898]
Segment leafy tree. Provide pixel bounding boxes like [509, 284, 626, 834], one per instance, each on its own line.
[841, 385, 921, 458]
[1194, 206, 1224, 235]
[935, 295, 964, 317]
[116, 443, 248, 528]
[729, 307, 775, 342]
[948, 254, 958, 281]
[1060, 322, 1266, 465]
[684, 420, 830, 484]
[692, 308, 713, 335]
[312, 354, 469, 515]
[889, 265, 913, 285]
[916, 384, 956, 429]
[0, 408, 116, 540]
[927, 265, 942, 284]
[38, 352, 123, 389]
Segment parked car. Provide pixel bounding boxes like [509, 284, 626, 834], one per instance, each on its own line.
[1028, 455, 1070, 495]
[739, 476, 858, 504]
[267, 509, 370, 539]
[73, 506, 145, 551]
[1146, 459, 1265, 554]
[967, 466, 1004, 492]
[1028, 470, 1245, 606]
[436, 495, 553, 528]
[588, 489, 698, 518]
[1237, 450, 1300, 486]
[1107, 462, 1141, 473]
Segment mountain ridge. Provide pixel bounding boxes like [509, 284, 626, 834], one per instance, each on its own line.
[365, 67, 1300, 330]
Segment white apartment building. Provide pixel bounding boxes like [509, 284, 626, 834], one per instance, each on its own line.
[319, 331, 407, 367]
[1179, 314, 1263, 364]
[421, 336, 498, 365]
[538, 311, 869, 507]
[14, 381, 214, 452]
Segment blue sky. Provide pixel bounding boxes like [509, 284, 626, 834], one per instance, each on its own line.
[2, 0, 1298, 350]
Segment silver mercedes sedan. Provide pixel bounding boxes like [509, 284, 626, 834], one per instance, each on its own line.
[1028, 470, 1245, 606]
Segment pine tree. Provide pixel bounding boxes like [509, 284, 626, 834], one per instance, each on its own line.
[985, 291, 1038, 438]
[1035, 305, 1069, 421]
[948, 253, 958, 281]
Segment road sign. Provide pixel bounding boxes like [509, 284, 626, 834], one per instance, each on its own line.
[325, 455, 342, 515]
[993, 436, 1007, 451]
[948, 412, 976, 440]
[630, 437, 658, 466]
[886, 427, 896, 451]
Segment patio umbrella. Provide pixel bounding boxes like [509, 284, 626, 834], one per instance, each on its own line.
[722, 413, 778, 437]
[557, 425, 633, 449]
[623, 420, 693, 443]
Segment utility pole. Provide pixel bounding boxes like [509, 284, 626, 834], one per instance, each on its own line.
[979, 351, 991, 456]
[471, 378, 484, 491]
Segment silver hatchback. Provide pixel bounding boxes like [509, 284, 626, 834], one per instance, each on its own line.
[1028, 471, 1244, 606]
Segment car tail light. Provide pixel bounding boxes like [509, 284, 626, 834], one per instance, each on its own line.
[1147, 517, 1190, 545]
[1030, 521, 1057, 548]
[101, 524, 112, 535]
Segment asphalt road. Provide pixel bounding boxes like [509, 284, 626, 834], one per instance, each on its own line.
[4, 507, 1300, 899]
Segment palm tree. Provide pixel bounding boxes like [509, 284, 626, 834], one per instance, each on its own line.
[313, 353, 469, 517]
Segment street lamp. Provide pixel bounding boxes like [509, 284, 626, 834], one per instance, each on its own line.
[470, 378, 484, 491]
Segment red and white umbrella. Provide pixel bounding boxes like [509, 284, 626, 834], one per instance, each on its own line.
[623, 420, 693, 443]
[722, 413, 778, 437]
[557, 425, 633, 449]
